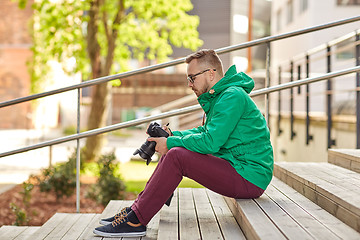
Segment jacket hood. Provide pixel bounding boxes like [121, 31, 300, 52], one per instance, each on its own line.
[214, 65, 254, 94]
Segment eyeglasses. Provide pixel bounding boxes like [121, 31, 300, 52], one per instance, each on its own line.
[187, 68, 216, 84]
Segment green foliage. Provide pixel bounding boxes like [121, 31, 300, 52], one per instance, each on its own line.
[12, 0, 27, 9]
[36, 152, 80, 200]
[10, 203, 30, 226]
[9, 180, 35, 226]
[87, 152, 126, 206]
[16, 0, 203, 93]
[28, 0, 88, 93]
[62, 125, 87, 135]
[21, 181, 34, 208]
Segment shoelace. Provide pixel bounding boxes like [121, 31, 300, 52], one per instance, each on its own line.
[114, 207, 128, 219]
[112, 215, 127, 227]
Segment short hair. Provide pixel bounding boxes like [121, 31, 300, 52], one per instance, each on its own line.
[185, 49, 224, 76]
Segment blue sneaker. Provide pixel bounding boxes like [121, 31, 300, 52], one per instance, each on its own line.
[93, 216, 146, 238]
[99, 207, 131, 225]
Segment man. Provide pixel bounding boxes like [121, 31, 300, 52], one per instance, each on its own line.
[93, 49, 274, 238]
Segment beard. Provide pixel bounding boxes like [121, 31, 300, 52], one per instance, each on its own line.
[192, 84, 209, 97]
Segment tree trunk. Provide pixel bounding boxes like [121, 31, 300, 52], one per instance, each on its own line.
[83, 0, 124, 162]
[83, 82, 111, 162]
[83, 0, 106, 162]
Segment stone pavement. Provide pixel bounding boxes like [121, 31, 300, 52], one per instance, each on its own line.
[0, 128, 148, 194]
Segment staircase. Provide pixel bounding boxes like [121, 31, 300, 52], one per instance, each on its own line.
[1, 149, 360, 239]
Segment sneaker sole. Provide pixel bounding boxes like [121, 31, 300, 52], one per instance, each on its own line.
[99, 220, 112, 225]
[93, 229, 146, 237]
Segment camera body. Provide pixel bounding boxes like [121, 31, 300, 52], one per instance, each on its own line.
[133, 122, 169, 165]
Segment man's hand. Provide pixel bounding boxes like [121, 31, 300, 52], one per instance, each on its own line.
[148, 137, 169, 155]
[162, 124, 173, 136]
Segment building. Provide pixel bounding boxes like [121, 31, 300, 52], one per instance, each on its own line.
[0, 0, 33, 129]
[270, 0, 360, 113]
[0, 0, 272, 130]
[269, 0, 360, 162]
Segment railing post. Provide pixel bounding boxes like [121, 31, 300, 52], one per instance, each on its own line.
[290, 61, 296, 140]
[305, 54, 313, 145]
[265, 42, 271, 128]
[76, 88, 81, 213]
[327, 45, 336, 148]
[356, 30, 360, 149]
[49, 145, 53, 167]
[277, 66, 283, 136]
[297, 65, 301, 94]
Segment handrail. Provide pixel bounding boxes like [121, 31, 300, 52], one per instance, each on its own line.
[1, 65, 359, 158]
[288, 29, 360, 64]
[2, 15, 360, 213]
[1, 15, 360, 109]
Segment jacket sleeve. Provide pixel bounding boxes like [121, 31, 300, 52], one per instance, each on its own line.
[167, 88, 246, 153]
[172, 126, 205, 137]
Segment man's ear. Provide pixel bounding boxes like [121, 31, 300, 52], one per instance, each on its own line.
[211, 69, 216, 81]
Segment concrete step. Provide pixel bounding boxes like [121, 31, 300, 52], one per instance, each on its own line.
[274, 162, 360, 232]
[328, 149, 360, 173]
[225, 177, 359, 239]
[0, 183, 16, 195]
[0, 225, 40, 240]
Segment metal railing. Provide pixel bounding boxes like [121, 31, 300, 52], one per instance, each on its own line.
[1, 15, 360, 212]
[276, 28, 360, 148]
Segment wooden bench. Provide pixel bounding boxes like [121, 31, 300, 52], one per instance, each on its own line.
[0, 225, 40, 240]
[25, 188, 244, 239]
[225, 177, 359, 239]
[328, 149, 360, 173]
[274, 161, 360, 232]
[7, 170, 360, 239]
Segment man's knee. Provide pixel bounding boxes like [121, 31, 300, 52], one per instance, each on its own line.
[164, 147, 191, 166]
[166, 147, 190, 160]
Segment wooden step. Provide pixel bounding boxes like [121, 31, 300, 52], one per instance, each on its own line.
[328, 149, 360, 173]
[28, 188, 243, 239]
[29, 213, 100, 240]
[82, 200, 134, 240]
[88, 189, 244, 240]
[0, 225, 40, 240]
[274, 162, 360, 232]
[225, 177, 360, 239]
[175, 188, 245, 240]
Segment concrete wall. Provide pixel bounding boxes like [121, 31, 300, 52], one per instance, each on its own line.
[269, 113, 356, 162]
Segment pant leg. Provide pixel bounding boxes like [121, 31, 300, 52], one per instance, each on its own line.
[133, 153, 167, 201]
[131, 147, 264, 225]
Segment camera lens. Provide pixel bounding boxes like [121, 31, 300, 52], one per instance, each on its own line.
[133, 140, 156, 165]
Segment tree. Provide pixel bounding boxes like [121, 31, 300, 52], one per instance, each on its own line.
[17, 0, 203, 162]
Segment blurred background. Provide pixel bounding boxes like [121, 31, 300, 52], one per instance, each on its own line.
[0, 0, 359, 183]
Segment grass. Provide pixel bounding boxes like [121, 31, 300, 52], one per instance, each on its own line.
[83, 160, 203, 195]
[119, 161, 204, 194]
[63, 126, 133, 137]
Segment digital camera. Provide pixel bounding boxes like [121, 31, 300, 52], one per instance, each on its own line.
[133, 122, 169, 165]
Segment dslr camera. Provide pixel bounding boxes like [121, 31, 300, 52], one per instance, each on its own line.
[133, 122, 169, 165]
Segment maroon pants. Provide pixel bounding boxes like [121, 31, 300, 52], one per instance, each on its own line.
[131, 147, 264, 225]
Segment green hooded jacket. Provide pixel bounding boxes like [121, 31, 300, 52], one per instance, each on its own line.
[166, 65, 274, 190]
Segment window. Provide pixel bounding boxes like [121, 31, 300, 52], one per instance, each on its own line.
[286, 0, 293, 24]
[335, 38, 355, 60]
[233, 56, 248, 72]
[337, 0, 360, 5]
[276, 9, 282, 32]
[299, 0, 308, 13]
[233, 14, 249, 34]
